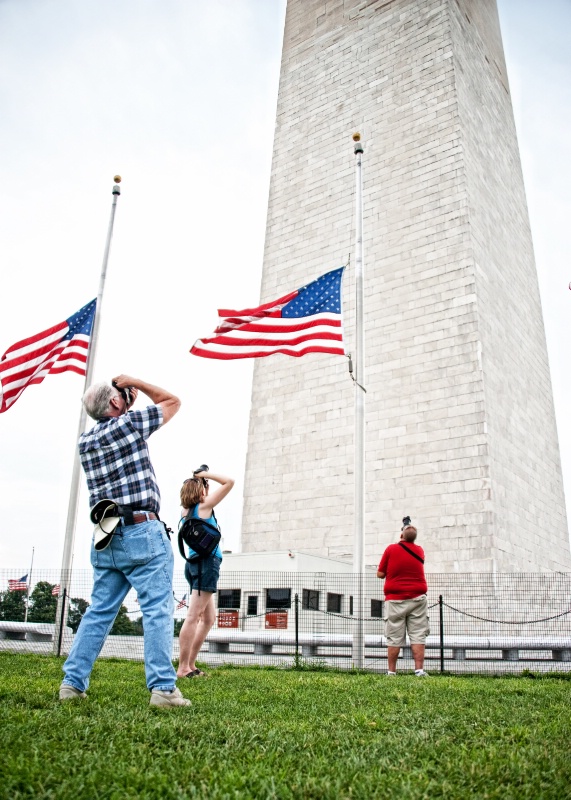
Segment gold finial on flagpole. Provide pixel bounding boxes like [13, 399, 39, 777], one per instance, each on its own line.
[114, 175, 122, 183]
[353, 132, 363, 154]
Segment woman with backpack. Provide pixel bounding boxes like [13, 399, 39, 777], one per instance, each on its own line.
[176, 466, 234, 678]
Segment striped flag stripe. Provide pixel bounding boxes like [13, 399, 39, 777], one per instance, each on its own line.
[215, 317, 342, 335]
[1, 322, 68, 358]
[202, 334, 343, 349]
[191, 342, 345, 360]
[0, 338, 90, 382]
[202, 331, 344, 348]
[218, 291, 297, 318]
[1, 342, 90, 402]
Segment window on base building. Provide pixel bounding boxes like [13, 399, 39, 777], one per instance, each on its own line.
[302, 589, 319, 610]
[217, 589, 241, 609]
[371, 599, 384, 618]
[266, 588, 291, 610]
[327, 592, 342, 614]
[247, 595, 258, 616]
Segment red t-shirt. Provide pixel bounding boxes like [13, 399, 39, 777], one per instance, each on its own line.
[378, 542, 427, 600]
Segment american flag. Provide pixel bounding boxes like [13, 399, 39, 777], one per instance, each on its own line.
[0, 299, 96, 413]
[8, 575, 28, 591]
[176, 593, 187, 610]
[51, 584, 60, 596]
[191, 268, 345, 359]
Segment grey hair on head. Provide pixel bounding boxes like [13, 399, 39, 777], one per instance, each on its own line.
[83, 382, 118, 420]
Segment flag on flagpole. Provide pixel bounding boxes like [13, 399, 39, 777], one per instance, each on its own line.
[0, 299, 96, 413]
[51, 584, 60, 596]
[8, 575, 28, 591]
[176, 593, 187, 610]
[191, 268, 345, 360]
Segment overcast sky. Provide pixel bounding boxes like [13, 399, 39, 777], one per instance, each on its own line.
[1, 0, 570, 576]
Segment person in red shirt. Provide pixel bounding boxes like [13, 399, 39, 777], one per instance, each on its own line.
[377, 521, 429, 676]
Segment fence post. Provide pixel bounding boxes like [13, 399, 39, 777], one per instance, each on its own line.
[57, 587, 67, 658]
[439, 594, 444, 674]
[294, 593, 299, 667]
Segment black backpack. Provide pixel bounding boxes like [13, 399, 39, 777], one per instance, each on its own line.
[178, 505, 221, 563]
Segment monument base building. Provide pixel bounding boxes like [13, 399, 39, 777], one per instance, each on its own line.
[240, 0, 571, 572]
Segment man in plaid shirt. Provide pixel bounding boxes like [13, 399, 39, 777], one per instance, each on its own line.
[60, 374, 190, 708]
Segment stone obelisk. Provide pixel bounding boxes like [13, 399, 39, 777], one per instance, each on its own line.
[241, 0, 571, 572]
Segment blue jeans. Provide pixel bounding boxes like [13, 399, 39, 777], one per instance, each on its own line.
[62, 520, 177, 692]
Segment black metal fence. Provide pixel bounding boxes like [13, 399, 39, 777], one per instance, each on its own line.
[1, 569, 570, 674]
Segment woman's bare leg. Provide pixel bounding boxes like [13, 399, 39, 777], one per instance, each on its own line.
[177, 590, 215, 676]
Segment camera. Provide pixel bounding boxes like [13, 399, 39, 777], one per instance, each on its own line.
[402, 516, 412, 528]
[194, 464, 209, 487]
[112, 381, 134, 409]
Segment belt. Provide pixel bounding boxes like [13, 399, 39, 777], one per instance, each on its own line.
[123, 511, 158, 525]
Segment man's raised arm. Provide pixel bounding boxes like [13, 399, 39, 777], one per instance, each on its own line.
[112, 374, 181, 424]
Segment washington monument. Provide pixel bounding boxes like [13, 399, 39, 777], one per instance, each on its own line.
[241, 0, 571, 572]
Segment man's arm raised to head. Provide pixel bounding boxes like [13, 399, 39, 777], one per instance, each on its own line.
[112, 375, 181, 424]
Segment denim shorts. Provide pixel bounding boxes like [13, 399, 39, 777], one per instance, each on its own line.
[184, 554, 222, 594]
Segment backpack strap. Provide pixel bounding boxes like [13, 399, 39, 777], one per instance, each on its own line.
[206, 507, 220, 532]
[185, 504, 204, 594]
[185, 503, 219, 527]
[177, 504, 197, 564]
[398, 541, 424, 564]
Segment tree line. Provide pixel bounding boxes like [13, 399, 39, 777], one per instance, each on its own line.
[0, 581, 145, 636]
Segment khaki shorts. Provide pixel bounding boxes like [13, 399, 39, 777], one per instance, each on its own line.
[384, 595, 430, 647]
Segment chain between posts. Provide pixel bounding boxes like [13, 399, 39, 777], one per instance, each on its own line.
[441, 602, 571, 625]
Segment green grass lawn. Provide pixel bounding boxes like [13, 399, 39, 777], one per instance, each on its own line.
[0, 653, 570, 799]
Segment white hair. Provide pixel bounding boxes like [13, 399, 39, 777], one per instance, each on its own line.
[82, 382, 119, 420]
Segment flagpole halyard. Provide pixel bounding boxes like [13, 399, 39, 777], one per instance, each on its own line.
[24, 547, 34, 624]
[352, 133, 365, 669]
[54, 176, 122, 653]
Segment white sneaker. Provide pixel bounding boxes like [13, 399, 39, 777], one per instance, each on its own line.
[386, 671, 397, 676]
[150, 687, 191, 707]
[414, 669, 429, 677]
[59, 684, 87, 701]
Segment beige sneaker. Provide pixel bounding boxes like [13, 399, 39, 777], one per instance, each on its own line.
[150, 687, 191, 707]
[59, 684, 87, 701]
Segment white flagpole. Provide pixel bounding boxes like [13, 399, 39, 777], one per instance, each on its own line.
[24, 546, 34, 624]
[352, 133, 365, 669]
[53, 176, 122, 653]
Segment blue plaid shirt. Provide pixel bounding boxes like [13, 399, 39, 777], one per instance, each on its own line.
[79, 405, 163, 514]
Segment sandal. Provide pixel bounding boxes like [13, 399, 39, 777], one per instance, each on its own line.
[184, 669, 208, 678]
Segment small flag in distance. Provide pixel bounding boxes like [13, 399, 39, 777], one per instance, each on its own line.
[8, 575, 28, 591]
